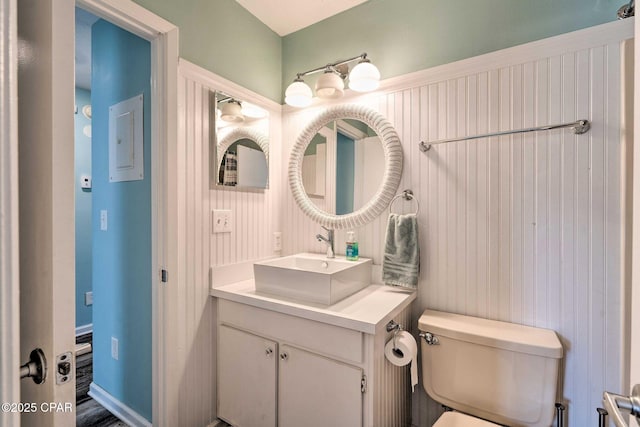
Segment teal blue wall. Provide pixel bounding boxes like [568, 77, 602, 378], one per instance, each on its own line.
[336, 133, 354, 215]
[75, 87, 93, 329]
[91, 20, 152, 421]
[282, 0, 616, 100]
[132, 0, 282, 102]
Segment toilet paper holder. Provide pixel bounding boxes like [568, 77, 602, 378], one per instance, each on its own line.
[386, 320, 404, 352]
[386, 320, 402, 333]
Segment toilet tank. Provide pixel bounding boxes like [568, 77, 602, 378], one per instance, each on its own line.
[418, 310, 563, 427]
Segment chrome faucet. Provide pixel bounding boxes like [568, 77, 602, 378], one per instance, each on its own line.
[315, 226, 335, 258]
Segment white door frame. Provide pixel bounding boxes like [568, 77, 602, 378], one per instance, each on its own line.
[631, 13, 640, 427]
[73, 1, 178, 425]
[0, 0, 20, 425]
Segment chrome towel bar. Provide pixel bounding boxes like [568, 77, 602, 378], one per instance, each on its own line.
[419, 119, 590, 152]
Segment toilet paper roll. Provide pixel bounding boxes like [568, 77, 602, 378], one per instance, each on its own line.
[384, 330, 418, 392]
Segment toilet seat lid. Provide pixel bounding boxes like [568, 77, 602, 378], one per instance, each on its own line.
[434, 411, 501, 427]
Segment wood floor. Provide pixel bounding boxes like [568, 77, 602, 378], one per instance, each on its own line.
[76, 333, 129, 427]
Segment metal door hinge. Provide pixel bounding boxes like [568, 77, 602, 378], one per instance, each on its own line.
[361, 375, 367, 393]
[161, 269, 168, 283]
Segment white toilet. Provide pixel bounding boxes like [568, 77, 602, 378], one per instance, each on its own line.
[418, 309, 563, 427]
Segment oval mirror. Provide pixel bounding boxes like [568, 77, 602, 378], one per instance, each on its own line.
[212, 91, 269, 189]
[302, 119, 385, 214]
[289, 104, 403, 229]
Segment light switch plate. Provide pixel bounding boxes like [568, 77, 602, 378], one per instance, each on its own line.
[111, 337, 119, 360]
[100, 210, 108, 231]
[213, 210, 232, 233]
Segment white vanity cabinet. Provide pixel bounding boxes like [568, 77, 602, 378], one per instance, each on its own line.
[212, 283, 415, 427]
[277, 344, 363, 427]
[218, 325, 277, 427]
[218, 323, 363, 427]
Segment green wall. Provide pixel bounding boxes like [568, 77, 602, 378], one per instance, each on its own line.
[282, 0, 616, 101]
[132, 0, 282, 102]
[131, 0, 617, 104]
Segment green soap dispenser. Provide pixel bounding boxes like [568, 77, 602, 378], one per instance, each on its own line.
[346, 231, 359, 261]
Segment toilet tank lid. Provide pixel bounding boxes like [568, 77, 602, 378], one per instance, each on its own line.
[418, 310, 563, 359]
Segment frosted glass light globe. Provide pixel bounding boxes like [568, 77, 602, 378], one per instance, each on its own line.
[220, 101, 244, 122]
[285, 80, 313, 107]
[315, 71, 344, 99]
[348, 61, 381, 92]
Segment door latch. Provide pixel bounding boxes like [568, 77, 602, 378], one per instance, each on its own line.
[55, 352, 73, 385]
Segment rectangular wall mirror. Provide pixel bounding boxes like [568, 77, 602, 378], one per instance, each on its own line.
[211, 90, 270, 190]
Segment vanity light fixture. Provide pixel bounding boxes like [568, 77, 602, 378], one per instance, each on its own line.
[219, 99, 244, 123]
[315, 67, 344, 99]
[348, 57, 381, 92]
[284, 53, 380, 107]
[285, 77, 314, 108]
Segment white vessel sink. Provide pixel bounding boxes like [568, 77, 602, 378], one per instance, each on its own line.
[253, 253, 372, 305]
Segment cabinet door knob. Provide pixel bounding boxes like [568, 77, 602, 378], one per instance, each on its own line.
[265, 347, 273, 357]
[279, 352, 289, 361]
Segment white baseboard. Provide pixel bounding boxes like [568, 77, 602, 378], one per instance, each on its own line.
[75, 323, 93, 337]
[207, 421, 226, 427]
[88, 382, 151, 427]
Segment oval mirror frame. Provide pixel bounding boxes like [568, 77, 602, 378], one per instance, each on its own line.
[289, 104, 403, 229]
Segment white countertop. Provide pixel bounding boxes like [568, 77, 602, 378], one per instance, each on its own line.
[210, 280, 416, 334]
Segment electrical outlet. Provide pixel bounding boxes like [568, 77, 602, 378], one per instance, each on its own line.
[212, 209, 232, 233]
[111, 337, 118, 360]
[84, 291, 93, 306]
[273, 231, 282, 252]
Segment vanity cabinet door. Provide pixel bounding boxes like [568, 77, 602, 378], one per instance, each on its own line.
[218, 325, 277, 427]
[278, 345, 363, 427]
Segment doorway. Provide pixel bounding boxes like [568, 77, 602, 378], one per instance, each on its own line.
[74, 6, 153, 425]
[13, 0, 178, 425]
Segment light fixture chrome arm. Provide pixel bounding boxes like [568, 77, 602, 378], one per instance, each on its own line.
[285, 53, 380, 107]
[295, 53, 369, 79]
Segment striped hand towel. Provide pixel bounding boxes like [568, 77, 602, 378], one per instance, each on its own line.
[382, 213, 420, 289]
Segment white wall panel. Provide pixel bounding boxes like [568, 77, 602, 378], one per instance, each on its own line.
[174, 72, 215, 426]
[282, 21, 632, 426]
[176, 60, 283, 426]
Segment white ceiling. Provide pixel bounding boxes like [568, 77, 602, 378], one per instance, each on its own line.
[235, 0, 369, 36]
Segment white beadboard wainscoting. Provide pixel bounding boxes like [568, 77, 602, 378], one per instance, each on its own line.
[282, 20, 633, 427]
[176, 60, 282, 426]
[174, 63, 215, 427]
